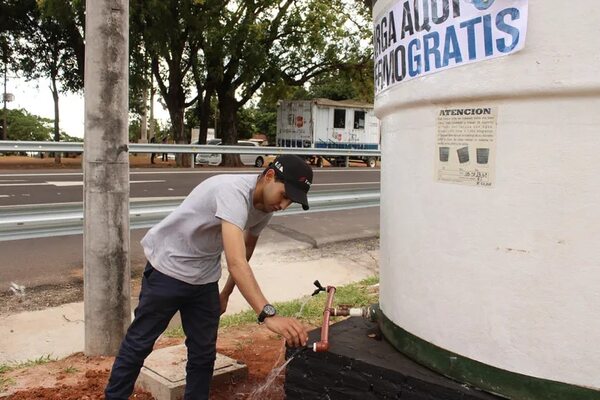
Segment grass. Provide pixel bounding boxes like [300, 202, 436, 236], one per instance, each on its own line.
[0, 376, 15, 392]
[0, 355, 55, 372]
[163, 275, 379, 339]
[0, 354, 55, 391]
[64, 366, 79, 374]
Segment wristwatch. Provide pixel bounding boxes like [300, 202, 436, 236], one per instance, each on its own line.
[257, 304, 277, 324]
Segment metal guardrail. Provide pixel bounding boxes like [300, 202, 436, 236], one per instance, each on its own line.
[0, 140, 381, 157]
[0, 189, 380, 241]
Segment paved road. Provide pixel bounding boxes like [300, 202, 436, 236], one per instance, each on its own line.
[0, 167, 380, 206]
[0, 166, 380, 288]
[0, 207, 379, 289]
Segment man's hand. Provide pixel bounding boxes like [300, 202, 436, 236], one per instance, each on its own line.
[219, 292, 229, 315]
[264, 316, 308, 347]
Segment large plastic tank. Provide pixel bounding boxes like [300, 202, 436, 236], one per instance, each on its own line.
[373, 1, 600, 398]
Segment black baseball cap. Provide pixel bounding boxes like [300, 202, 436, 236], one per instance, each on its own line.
[269, 155, 313, 210]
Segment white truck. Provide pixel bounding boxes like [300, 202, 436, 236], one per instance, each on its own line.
[276, 98, 380, 167]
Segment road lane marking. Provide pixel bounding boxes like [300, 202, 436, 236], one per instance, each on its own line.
[47, 180, 166, 187]
[0, 183, 50, 187]
[0, 179, 27, 182]
[0, 180, 166, 187]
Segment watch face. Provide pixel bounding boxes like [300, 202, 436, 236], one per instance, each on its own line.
[264, 304, 276, 316]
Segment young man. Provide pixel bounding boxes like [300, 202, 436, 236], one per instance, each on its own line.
[105, 155, 313, 400]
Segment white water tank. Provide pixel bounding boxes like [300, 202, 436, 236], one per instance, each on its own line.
[374, 0, 600, 398]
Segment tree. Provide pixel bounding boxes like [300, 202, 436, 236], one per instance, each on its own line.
[308, 59, 375, 102]
[196, 0, 371, 166]
[131, 0, 206, 166]
[130, 0, 372, 167]
[5, 108, 53, 141]
[38, 0, 85, 84]
[8, 0, 83, 163]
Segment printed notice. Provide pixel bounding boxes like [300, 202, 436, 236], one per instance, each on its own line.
[436, 107, 497, 187]
[373, 0, 529, 95]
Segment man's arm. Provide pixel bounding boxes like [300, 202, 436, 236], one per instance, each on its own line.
[221, 220, 307, 347]
[219, 231, 259, 309]
[221, 221, 271, 314]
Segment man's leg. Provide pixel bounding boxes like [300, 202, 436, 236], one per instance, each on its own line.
[105, 263, 180, 400]
[180, 281, 220, 400]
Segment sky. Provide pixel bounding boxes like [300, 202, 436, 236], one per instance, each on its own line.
[5, 76, 170, 139]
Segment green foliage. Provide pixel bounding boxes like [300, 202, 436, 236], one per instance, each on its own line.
[10, 0, 83, 92]
[0, 354, 56, 391]
[3, 0, 84, 147]
[0, 355, 55, 372]
[60, 131, 83, 142]
[64, 366, 79, 374]
[129, 118, 141, 142]
[308, 61, 375, 103]
[236, 107, 257, 139]
[5, 108, 53, 141]
[5, 0, 373, 149]
[0, 375, 14, 392]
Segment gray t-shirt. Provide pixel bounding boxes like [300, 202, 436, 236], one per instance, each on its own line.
[141, 174, 272, 285]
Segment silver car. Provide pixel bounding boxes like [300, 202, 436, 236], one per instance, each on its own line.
[195, 140, 267, 167]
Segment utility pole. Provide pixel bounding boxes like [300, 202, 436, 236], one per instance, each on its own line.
[83, 0, 130, 355]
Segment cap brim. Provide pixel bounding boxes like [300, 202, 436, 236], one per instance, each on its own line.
[285, 182, 309, 210]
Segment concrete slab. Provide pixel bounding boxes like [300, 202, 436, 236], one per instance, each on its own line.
[0, 302, 84, 363]
[137, 344, 247, 400]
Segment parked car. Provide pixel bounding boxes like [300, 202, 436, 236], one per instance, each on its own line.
[195, 140, 268, 167]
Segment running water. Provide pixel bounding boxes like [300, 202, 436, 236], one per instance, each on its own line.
[246, 346, 308, 399]
[246, 297, 313, 399]
[295, 296, 312, 318]
[247, 355, 296, 400]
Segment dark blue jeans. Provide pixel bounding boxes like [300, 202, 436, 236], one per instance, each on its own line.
[105, 262, 220, 400]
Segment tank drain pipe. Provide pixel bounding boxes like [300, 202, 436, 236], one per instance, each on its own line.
[312, 281, 336, 352]
[331, 306, 370, 318]
[310, 281, 379, 352]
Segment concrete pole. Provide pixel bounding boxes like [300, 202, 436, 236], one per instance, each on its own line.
[83, 0, 130, 356]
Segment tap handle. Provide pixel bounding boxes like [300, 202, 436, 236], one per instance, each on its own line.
[311, 280, 326, 296]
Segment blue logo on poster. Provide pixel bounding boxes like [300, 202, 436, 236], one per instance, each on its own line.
[466, 0, 496, 10]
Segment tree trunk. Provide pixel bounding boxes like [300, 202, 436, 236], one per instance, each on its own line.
[198, 88, 214, 144]
[148, 74, 155, 140]
[218, 90, 242, 167]
[51, 74, 61, 164]
[169, 107, 191, 167]
[140, 85, 148, 142]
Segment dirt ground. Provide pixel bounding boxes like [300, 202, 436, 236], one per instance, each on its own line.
[0, 322, 303, 399]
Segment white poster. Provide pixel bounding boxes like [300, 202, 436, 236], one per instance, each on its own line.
[436, 106, 497, 187]
[374, 0, 529, 95]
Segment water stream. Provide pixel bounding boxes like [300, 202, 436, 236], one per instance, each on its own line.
[245, 296, 314, 398]
[247, 354, 296, 400]
[295, 296, 312, 318]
